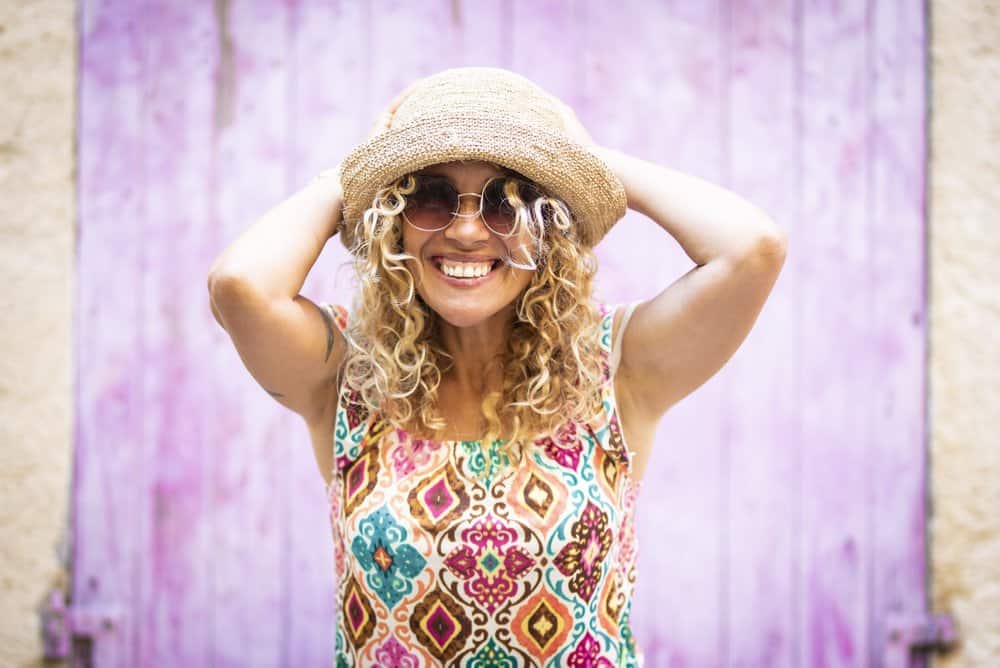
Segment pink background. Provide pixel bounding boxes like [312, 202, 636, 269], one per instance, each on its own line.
[74, 0, 928, 665]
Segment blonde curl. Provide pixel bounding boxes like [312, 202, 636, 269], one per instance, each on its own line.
[339, 166, 607, 472]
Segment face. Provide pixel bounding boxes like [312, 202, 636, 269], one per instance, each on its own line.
[401, 161, 539, 329]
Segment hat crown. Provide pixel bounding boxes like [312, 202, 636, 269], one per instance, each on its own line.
[385, 67, 564, 133]
[337, 66, 627, 251]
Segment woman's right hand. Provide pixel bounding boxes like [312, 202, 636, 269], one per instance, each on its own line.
[308, 162, 344, 238]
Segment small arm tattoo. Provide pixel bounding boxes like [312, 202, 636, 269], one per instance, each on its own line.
[312, 300, 337, 363]
[265, 388, 285, 398]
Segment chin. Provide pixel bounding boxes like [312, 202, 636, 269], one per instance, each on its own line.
[413, 286, 515, 322]
[425, 298, 512, 328]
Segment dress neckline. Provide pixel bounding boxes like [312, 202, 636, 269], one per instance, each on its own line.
[396, 426, 508, 448]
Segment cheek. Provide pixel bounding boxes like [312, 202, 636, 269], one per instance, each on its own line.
[401, 225, 431, 261]
[399, 227, 429, 289]
[400, 224, 416, 253]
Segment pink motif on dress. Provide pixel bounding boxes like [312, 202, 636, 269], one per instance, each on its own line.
[535, 421, 583, 470]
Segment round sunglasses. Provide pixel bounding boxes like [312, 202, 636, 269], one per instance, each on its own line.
[401, 173, 544, 237]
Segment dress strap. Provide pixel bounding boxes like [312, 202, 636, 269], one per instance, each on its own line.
[319, 302, 367, 469]
[320, 301, 353, 388]
[319, 302, 350, 338]
[609, 300, 641, 377]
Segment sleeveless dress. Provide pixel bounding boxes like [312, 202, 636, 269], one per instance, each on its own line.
[321, 301, 643, 667]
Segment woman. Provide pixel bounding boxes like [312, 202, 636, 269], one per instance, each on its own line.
[208, 67, 786, 667]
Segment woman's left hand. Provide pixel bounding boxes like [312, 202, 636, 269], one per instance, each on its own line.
[368, 79, 424, 139]
[549, 94, 597, 148]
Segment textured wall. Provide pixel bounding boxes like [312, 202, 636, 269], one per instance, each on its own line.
[0, 0, 996, 666]
[0, 1, 75, 667]
[929, 1, 1000, 666]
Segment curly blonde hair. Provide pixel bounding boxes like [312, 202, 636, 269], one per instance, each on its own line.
[339, 162, 607, 466]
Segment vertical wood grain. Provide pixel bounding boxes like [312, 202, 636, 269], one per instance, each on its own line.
[726, 2, 799, 666]
[868, 1, 929, 665]
[209, 1, 291, 665]
[76, 0, 149, 664]
[799, 0, 873, 664]
[140, 1, 218, 664]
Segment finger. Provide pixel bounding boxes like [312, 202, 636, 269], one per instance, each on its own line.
[368, 79, 424, 138]
[385, 79, 423, 112]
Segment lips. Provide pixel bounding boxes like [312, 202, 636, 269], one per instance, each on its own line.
[429, 255, 503, 287]
[430, 254, 501, 264]
[431, 256, 502, 274]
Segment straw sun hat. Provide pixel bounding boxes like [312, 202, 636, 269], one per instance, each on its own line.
[335, 66, 628, 253]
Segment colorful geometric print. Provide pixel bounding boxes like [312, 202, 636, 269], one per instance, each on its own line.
[324, 302, 644, 667]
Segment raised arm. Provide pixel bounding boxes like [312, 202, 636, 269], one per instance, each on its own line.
[593, 145, 788, 424]
[206, 168, 347, 425]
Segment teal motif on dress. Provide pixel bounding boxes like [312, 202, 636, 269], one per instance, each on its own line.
[334, 407, 363, 463]
[577, 433, 599, 485]
[618, 600, 640, 667]
[334, 627, 349, 668]
[458, 439, 510, 489]
[334, 408, 349, 448]
[350, 505, 427, 610]
[468, 637, 519, 667]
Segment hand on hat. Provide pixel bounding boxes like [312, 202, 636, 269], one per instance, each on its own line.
[367, 78, 424, 139]
[547, 94, 596, 149]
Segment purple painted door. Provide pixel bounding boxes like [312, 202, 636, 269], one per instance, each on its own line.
[74, 0, 927, 666]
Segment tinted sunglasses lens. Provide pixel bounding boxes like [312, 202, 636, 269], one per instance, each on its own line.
[482, 179, 540, 236]
[405, 178, 457, 230]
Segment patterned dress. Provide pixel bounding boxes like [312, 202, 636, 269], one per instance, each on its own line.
[322, 302, 643, 667]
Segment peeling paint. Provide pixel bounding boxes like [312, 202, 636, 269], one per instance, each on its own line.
[212, 0, 235, 132]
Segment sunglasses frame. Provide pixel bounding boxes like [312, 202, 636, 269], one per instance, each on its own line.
[401, 173, 543, 238]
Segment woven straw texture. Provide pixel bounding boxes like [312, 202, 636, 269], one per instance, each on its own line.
[336, 67, 627, 251]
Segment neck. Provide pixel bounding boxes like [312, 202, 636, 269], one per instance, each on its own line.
[436, 304, 515, 393]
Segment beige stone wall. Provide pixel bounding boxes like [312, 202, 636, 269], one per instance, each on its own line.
[0, 1, 75, 666]
[0, 0, 996, 666]
[929, 1, 1000, 666]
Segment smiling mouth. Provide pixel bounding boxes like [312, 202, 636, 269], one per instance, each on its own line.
[431, 257, 503, 280]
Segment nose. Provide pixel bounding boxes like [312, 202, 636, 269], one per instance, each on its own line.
[443, 194, 491, 243]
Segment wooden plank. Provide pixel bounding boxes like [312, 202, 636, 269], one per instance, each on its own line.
[799, 1, 873, 665]
[139, 1, 217, 664]
[725, 2, 800, 666]
[208, 1, 291, 665]
[510, 0, 581, 100]
[868, 1, 929, 665]
[365, 0, 465, 119]
[75, 0, 148, 664]
[578, 1, 728, 664]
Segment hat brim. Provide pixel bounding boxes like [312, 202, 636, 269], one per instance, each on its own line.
[336, 113, 627, 251]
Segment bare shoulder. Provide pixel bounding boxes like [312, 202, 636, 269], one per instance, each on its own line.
[610, 303, 657, 485]
[208, 279, 349, 426]
[306, 377, 341, 489]
[615, 244, 785, 422]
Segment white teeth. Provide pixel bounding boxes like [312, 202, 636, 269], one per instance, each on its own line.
[440, 261, 493, 278]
